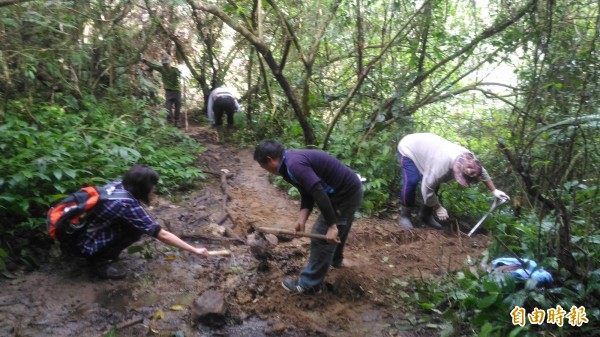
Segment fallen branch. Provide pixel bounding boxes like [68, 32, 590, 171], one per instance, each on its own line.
[220, 169, 233, 201]
[192, 191, 211, 205]
[217, 168, 239, 229]
[256, 226, 339, 243]
[94, 316, 143, 337]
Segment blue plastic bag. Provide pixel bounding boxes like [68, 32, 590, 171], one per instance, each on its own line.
[491, 257, 553, 286]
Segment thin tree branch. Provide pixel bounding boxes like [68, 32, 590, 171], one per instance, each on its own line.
[322, 1, 430, 148]
[408, 0, 536, 90]
[0, 0, 33, 7]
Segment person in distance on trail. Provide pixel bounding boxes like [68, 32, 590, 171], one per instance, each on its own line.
[397, 133, 510, 229]
[63, 164, 209, 279]
[254, 140, 364, 295]
[207, 86, 241, 129]
[141, 55, 183, 127]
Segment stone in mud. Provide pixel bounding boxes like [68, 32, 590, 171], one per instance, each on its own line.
[191, 290, 226, 325]
[264, 233, 278, 246]
[247, 233, 272, 260]
[206, 222, 226, 236]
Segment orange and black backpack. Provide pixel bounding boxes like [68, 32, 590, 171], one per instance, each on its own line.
[47, 185, 132, 243]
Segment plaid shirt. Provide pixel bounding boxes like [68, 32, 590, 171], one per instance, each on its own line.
[76, 181, 161, 256]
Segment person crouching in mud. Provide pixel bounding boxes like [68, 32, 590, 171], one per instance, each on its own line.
[62, 164, 209, 279]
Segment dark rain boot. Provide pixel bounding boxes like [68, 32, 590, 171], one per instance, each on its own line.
[398, 206, 414, 229]
[419, 206, 443, 229]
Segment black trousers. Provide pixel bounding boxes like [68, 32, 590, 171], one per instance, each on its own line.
[66, 224, 143, 264]
[165, 89, 181, 122]
[213, 96, 237, 127]
[92, 226, 142, 262]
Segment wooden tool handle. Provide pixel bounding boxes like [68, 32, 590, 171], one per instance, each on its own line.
[208, 249, 231, 256]
[256, 227, 339, 243]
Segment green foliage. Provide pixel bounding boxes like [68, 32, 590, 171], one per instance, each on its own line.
[396, 256, 600, 336]
[0, 248, 7, 272]
[102, 329, 116, 337]
[268, 175, 299, 200]
[127, 241, 155, 260]
[327, 128, 398, 215]
[0, 94, 204, 235]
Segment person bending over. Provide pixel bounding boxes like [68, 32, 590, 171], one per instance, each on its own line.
[397, 133, 509, 229]
[254, 140, 363, 295]
[207, 86, 240, 129]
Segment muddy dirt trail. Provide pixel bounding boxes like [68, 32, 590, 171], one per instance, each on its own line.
[0, 125, 489, 337]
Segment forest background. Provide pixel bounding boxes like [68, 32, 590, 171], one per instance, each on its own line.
[1, 0, 599, 336]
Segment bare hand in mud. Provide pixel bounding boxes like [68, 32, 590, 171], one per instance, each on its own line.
[295, 222, 305, 232]
[193, 247, 209, 258]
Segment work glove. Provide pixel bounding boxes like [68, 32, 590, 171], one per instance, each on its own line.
[492, 189, 510, 201]
[435, 206, 449, 221]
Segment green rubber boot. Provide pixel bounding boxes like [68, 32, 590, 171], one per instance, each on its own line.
[419, 206, 443, 229]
